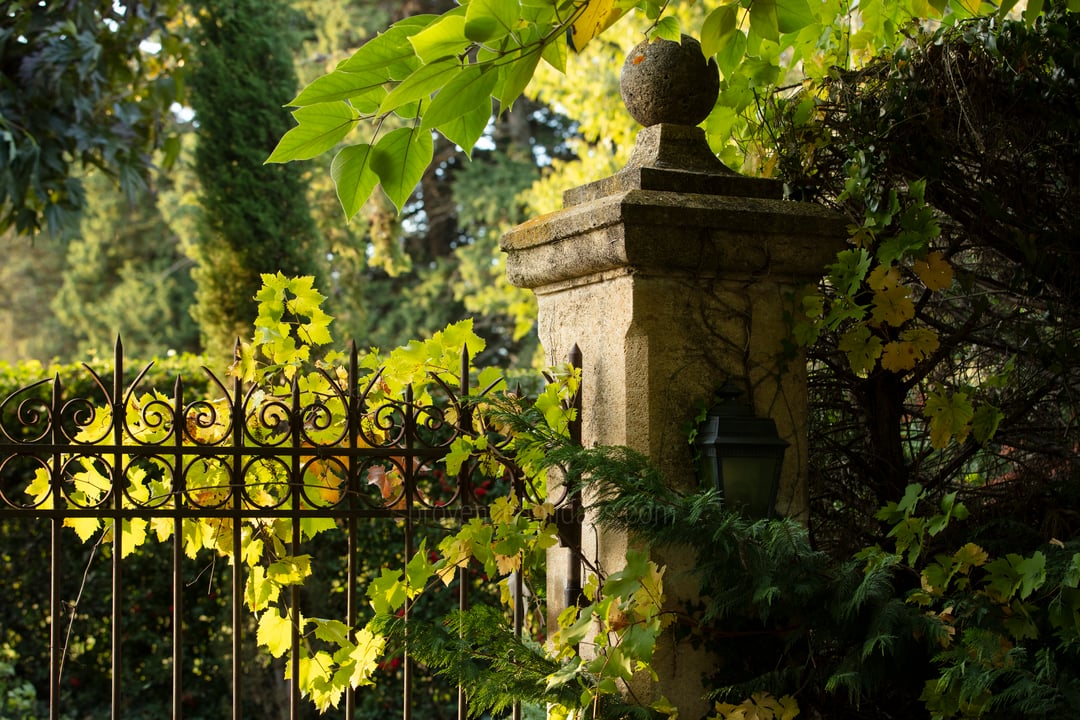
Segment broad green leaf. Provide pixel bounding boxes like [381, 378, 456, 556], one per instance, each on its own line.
[289, 68, 389, 113]
[971, 403, 1003, 444]
[379, 57, 461, 117]
[423, 64, 499, 132]
[465, 0, 521, 42]
[1016, 552, 1047, 599]
[701, 5, 738, 59]
[409, 11, 471, 65]
[777, 0, 816, 33]
[437, 95, 494, 156]
[541, 31, 569, 73]
[494, 45, 542, 110]
[257, 609, 293, 658]
[371, 127, 435, 212]
[715, 29, 748, 78]
[650, 16, 681, 42]
[749, 0, 779, 42]
[331, 144, 379, 221]
[337, 15, 435, 76]
[267, 103, 357, 163]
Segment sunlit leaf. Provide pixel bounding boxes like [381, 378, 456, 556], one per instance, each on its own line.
[569, 0, 632, 52]
[465, 0, 521, 42]
[290, 67, 389, 111]
[379, 57, 461, 117]
[701, 5, 738, 59]
[331, 144, 379, 222]
[749, 0, 779, 42]
[348, 626, 387, 686]
[650, 16, 681, 43]
[422, 64, 498, 133]
[257, 608, 293, 658]
[777, 0, 816, 33]
[266, 103, 357, 163]
[438, 96, 494, 156]
[371, 127, 436, 212]
[409, 11, 470, 65]
[337, 15, 434, 76]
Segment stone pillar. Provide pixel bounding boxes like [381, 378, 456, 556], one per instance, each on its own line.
[501, 37, 846, 717]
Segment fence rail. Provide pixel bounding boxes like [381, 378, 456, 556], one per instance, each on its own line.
[0, 341, 578, 719]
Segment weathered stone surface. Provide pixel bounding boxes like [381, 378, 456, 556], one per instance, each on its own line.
[620, 35, 719, 127]
[500, 37, 847, 717]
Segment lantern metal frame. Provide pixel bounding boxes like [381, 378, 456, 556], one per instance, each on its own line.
[694, 380, 790, 518]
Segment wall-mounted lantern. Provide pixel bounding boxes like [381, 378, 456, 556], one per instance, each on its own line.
[695, 381, 789, 518]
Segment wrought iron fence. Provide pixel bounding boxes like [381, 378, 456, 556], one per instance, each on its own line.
[0, 341, 579, 719]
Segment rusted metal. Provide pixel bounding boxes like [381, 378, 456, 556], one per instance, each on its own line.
[0, 340, 583, 718]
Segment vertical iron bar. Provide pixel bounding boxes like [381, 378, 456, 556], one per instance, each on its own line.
[289, 377, 302, 720]
[402, 384, 414, 720]
[112, 339, 124, 720]
[457, 346, 470, 720]
[345, 342, 359, 718]
[172, 376, 185, 720]
[50, 517, 62, 720]
[49, 375, 63, 720]
[231, 358, 244, 720]
[564, 345, 584, 611]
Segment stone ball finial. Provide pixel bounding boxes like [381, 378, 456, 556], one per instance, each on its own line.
[620, 35, 720, 128]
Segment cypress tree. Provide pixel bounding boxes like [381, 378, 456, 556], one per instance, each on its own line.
[187, 0, 322, 359]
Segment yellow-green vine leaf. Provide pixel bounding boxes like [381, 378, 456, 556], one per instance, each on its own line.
[371, 127, 435, 212]
[777, 0, 817, 33]
[266, 103, 357, 163]
[914, 250, 954, 291]
[869, 265, 915, 327]
[880, 327, 939, 373]
[348, 626, 387, 687]
[924, 387, 974, 449]
[839, 324, 883, 375]
[568, 0, 632, 52]
[257, 608, 293, 658]
[368, 567, 407, 615]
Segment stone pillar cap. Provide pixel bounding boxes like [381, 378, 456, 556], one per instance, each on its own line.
[563, 35, 781, 207]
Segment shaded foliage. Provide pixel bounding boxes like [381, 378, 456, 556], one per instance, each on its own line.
[0, 1, 187, 236]
[767, 9, 1080, 559]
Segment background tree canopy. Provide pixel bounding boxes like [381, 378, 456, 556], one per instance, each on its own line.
[2, 1, 1080, 717]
